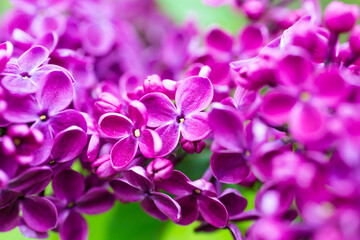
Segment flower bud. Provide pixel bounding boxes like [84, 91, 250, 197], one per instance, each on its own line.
[94, 92, 121, 117]
[181, 138, 206, 154]
[143, 74, 165, 94]
[92, 154, 118, 179]
[242, 0, 265, 21]
[349, 25, 360, 55]
[324, 1, 359, 33]
[146, 158, 173, 182]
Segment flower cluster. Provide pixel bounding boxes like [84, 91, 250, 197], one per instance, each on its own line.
[0, 0, 360, 239]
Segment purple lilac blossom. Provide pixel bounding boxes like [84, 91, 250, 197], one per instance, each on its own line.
[1, 0, 360, 239]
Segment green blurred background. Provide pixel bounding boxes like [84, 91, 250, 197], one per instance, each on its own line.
[0, 0, 357, 239]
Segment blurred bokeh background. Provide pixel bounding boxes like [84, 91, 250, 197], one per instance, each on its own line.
[0, 0, 358, 239]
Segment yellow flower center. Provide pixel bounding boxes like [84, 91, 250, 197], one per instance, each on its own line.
[13, 138, 21, 146]
[300, 91, 311, 102]
[39, 115, 47, 121]
[134, 129, 141, 138]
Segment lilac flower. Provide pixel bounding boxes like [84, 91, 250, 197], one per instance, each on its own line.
[0, 166, 57, 234]
[141, 76, 213, 156]
[99, 100, 161, 170]
[324, 1, 359, 33]
[3, 70, 87, 165]
[110, 166, 181, 222]
[50, 169, 114, 240]
[1, 124, 43, 165]
[146, 158, 173, 182]
[1, 45, 74, 95]
[158, 170, 229, 228]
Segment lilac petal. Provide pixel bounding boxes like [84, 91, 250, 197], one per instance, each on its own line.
[60, 210, 88, 240]
[19, 218, 49, 239]
[230, 209, 260, 221]
[157, 170, 193, 195]
[38, 32, 59, 53]
[205, 28, 233, 52]
[87, 133, 100, 162]
[278, 51, 312, 86]
[110, 136, 138, 170]
[128, 101, 148, 129]
[123, 166, 153, 191]
[50, 109, 87, 135]
[110, 179, 145, 203]
[9, 166, 52, 195]
[140, 197, 167, 221]
[155, 123, 180, 157]
[51, 126, 87, 163]
[0, 190, 21, 209]
[36, 70, 74, 115]
[228, 223, 244, 240]
[52, 169, 85, 203]
[289, 103, 326, 142]
[98, 113, 133, 138]
[20, 196, 57, 232]
[0, 203, 19, 232]
[219, 188, 247, 216]
[176, 76, 213, 116]
[260, 91, 297, 125]
[76, 187, 114, 215]
[211, 152, 250, 184]
[198, 195, 229, 228]
[1, 75, 38, 94]
[17, 45, 49, 73]
[181, 112, 210, 141]
[208, 104, 243, 151]
[2, 94, 39, 123]
[151, 192, 181, 222]
[31, 124, 53, 166]
[140, 93, 177, 128]
[313, 70, 346, 105]
[138, 129, 162, 158]
[0, 41, 13, 72]
[176, 195, 199, 225]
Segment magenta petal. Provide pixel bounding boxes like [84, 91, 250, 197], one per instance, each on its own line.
[140, 197, 168, 221]
[50, 109, 87, 135]
[228, 223, 243, 240]
[198, 195, 229, 228]
[151, 192, 181, 222]
[31, 124, 53, 166]
[17, 45, 49, 73]
[21, 196, 57, 232]
[0, 190, 20, 209]
[87, 133, 100, 162]
[123, 166, 153, 191]
[60, 210, 88, 240]
[219, 188, 247, 217]
[176, 195, 199, 225]
[313, 70, 346, 105]
[0, 203, 19, 232]
[140, 93, 177, 128]
[110, 179, 145, 203]
[2, 94, 39, 123]
[181, 112, 210, 141]
[176, 76, 213, 116]
[208, 104, 243, 151]
[51, 126, 87, 163]
[205, 28, 233, 52]
[52, 170, 85, 203]
[128, 101, 148, 129]
[289, 103, 326, 142]
[278, 51, 312, 86]
[98, 113, 133, 138]
[18, 218, 49, 239]
[157, 170, 193, 195]
[9, 166, 52, 195]
[138, 129, 162, 158]
[76, 187, 114, 215]
[110, 136, 138, 170]
[211, 152, 250, 184]
[155, 123, 180, 157]
[36, 70, 74, 115]
[260, 91, 297, 126]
